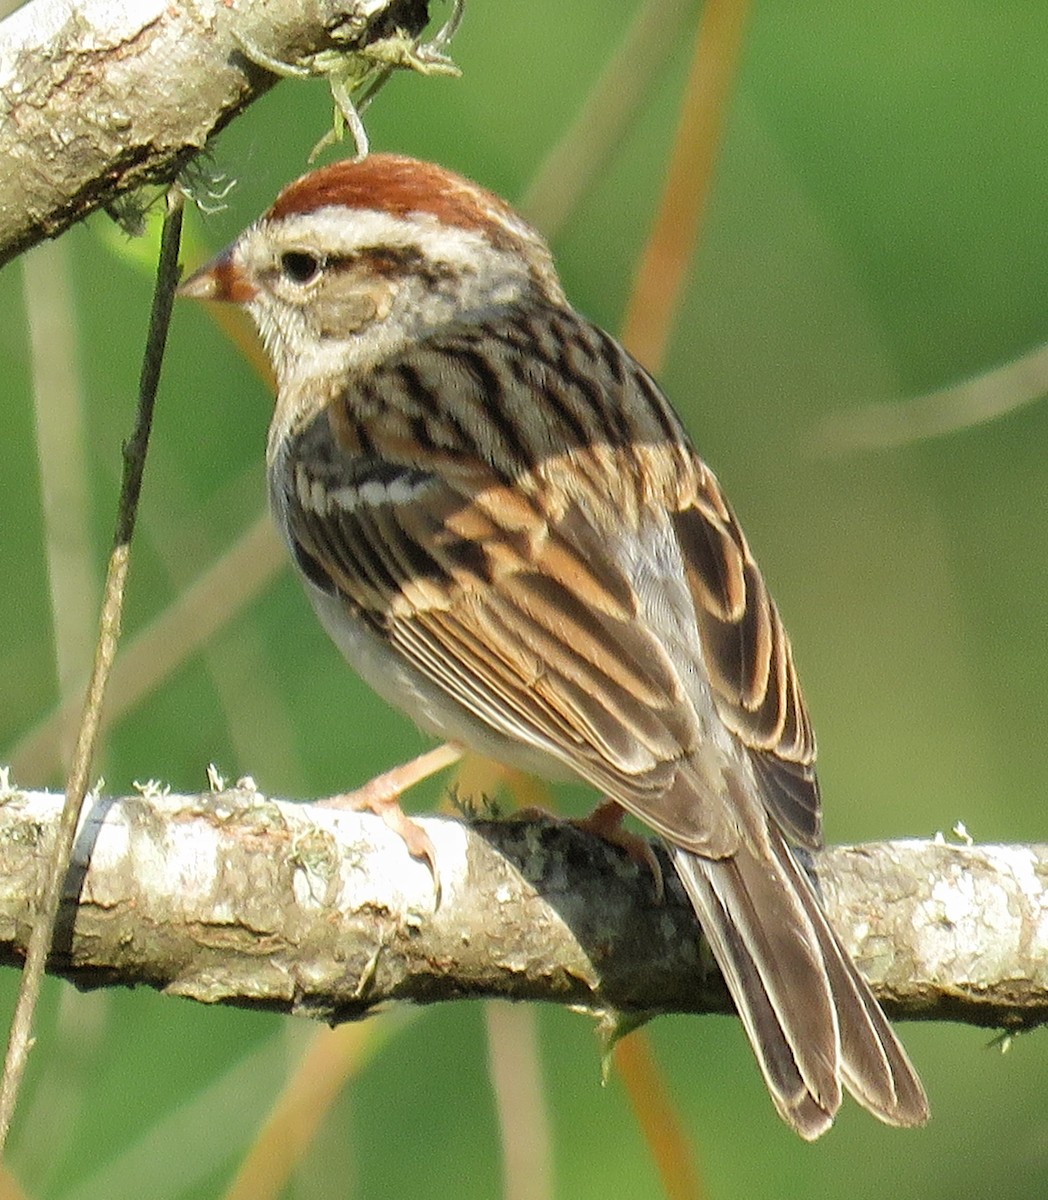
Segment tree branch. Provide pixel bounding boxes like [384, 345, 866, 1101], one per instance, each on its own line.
[0, 0, 441, 266]
[0, 775, 1042, 1029]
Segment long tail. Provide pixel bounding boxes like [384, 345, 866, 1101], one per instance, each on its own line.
[669, 822, 928, 1139]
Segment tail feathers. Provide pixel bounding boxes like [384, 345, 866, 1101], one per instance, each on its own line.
[670, 827, 927, 1139]
[670, 844, 838, 1139]
[773, 837, 929, 1126]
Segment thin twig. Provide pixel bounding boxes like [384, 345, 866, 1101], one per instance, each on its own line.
[221, 1017, 413, 1200]
[812, 340, 1048, 455]
[485, 1002, 553, 1200]
[519, 0, 693, 239]
[0, 190, 184, 1152]
[22, 239, 99, 719]
[616, 1035, 706, 1200]
[620, 0, 752, 373]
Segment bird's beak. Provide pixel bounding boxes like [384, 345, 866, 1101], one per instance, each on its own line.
[177, 246, 258, 303]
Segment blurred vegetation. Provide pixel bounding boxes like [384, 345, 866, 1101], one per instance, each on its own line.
[2, 0, 1048, 1196]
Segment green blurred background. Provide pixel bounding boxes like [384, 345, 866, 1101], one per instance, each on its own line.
[3, 0, 1048, 1196]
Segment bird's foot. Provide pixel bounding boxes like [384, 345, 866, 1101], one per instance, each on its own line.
[571, 799, 665, 902]
[516, 798, 664, 902]
[317, 742, 462, 903]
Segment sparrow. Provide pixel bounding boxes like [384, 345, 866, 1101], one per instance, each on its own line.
[178, 153, 928, 1138]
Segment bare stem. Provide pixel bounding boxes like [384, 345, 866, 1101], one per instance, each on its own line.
[0, 191, 184, 1152]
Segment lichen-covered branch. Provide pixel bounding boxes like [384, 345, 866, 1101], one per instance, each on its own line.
[0, 778, 1043, 1029]
[0, 0, 443, 266]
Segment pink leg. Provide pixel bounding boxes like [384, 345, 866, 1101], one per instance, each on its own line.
[515, 797, 664, 901]
[573, 800, 665, 903]
[318, 743, 463, 896]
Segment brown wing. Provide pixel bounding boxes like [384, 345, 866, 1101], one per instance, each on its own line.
[672, 466, 821, 847]
[274, 306, 817, 851]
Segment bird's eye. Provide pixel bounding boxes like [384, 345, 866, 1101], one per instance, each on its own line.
[280, 251, 322, 284]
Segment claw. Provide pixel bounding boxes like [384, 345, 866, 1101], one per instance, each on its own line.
[572, 800, 665, 903]
[318, 743, 462, 905]
[514, 797, 665, 902]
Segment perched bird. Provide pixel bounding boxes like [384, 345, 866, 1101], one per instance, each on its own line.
[179, 154, 928, 1138]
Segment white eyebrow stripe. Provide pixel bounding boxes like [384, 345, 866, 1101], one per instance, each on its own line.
[267, 207, 496, 267]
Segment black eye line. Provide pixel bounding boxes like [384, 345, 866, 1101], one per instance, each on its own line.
[277, 245, 423, 287]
